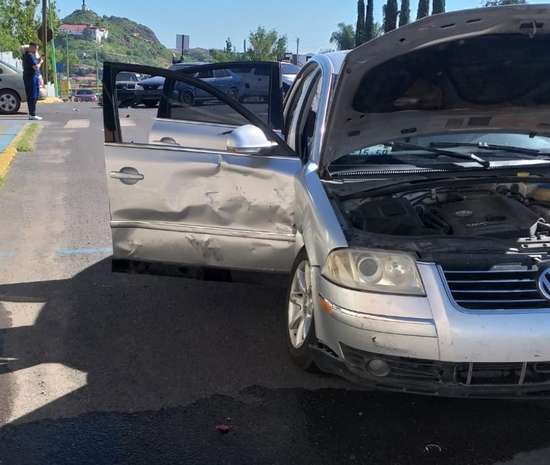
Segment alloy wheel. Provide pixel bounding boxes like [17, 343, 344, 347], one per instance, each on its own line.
[0, 92, 18, 113]
[288, 260, 314, 349]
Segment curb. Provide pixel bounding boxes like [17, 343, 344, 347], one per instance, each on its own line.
[0, 124, 28, 178]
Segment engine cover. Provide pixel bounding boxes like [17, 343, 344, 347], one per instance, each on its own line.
[429, 194, 539, 238]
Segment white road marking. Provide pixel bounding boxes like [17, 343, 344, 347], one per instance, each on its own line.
[0, 301, 46, 329]
[1, 363, 87, 423]
[64, 119, 90, 129]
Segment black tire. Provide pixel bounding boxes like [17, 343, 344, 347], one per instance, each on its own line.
[181, 91, 194, 105]
[286, 249, 318, 371]
[0, 90, 21, 114]
[143, 100, 158, 108]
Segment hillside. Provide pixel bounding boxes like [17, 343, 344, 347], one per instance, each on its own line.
[56, 9, 174, 69]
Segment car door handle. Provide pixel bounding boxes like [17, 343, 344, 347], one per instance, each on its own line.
[110, 167, 144, 185]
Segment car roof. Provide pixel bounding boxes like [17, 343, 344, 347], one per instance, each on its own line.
[318, 51, 348, 75]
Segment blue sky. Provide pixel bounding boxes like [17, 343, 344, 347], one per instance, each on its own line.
[56, 0, 543, 53]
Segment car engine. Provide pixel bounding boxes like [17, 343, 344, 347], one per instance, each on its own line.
[347, 184, 550, 240]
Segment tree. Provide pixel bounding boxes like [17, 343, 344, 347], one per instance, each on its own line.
[384, 0, 398, 32]
[0, 0, 40, 54]
[247, 26, 287, 61]
[355, 0, 366, 46]
[432, 0, 445, 14]
[485, 0, 526, 5]
[417, 0, 430, 19]
[365, 0, 375, 41]
[399, 0, 410, 26]
[330, 23, 356, 50]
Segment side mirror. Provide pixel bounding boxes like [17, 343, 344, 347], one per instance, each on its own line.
[226, 124, 276, 155]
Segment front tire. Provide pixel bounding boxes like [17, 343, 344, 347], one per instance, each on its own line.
[286, 250, 317, 371]
[0, 90, 21, 114]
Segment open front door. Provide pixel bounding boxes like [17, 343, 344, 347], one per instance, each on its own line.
[103, 62, 300, 273]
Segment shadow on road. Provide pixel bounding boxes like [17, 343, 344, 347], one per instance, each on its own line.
[1, 258, 550, 465]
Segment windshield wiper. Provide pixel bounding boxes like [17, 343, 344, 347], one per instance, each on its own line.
[388, 142, 491, 169]
[430, 141, 541, 156]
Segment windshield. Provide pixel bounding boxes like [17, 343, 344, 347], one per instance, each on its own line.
[331, 132, 550, 171]
[281, 63, 300, 74]
[77, 89, 94, 95]
[117, 72, 137, 82]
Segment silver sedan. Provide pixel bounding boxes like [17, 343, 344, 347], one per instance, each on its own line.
[102, 5, 550, 398]
[0, 61, 26, 114]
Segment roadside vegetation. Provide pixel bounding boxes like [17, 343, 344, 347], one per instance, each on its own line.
[16, 123, 41, 153]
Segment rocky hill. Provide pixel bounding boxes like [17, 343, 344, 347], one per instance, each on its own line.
[56, 9, 174, 69]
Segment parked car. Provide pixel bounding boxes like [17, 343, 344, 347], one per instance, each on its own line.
[280, 62, 300, 94]
[73, 88, 98, 103]
[0, 61, 25, 114]
[102, 6, 550, 398]
[133, 63, 242, 108]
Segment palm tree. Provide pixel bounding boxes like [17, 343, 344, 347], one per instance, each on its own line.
[399, 0, 410, 26]
[330, 23, 356, 50]
[417, 0, 429, 19]
[356, 0, 366, 46]
[365, 0, 375, 40]
[432, 0, 445, 14]
[384, 0, 399, 32]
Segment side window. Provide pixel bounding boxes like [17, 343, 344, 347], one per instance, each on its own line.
[171, 64, 276, 127]
[162, 77, 248, 126]
[107, 65, 290, 155]
[213, 69, 230, 78]
[297, 76, 322, 157]
[285, 68, 320, 153]
[114, 70, 248, 145]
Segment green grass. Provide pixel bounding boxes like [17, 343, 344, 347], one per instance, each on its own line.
[16, 123, 41, 153]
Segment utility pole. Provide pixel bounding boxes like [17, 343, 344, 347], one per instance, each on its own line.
[95, 43, 99, 92]
[243, 39, 246, 54]
[65, 32, 69, 79]
[295, 37, 300, 65]
[42, 0, 48, 84]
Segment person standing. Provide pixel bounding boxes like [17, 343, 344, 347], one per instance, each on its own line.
[22, 43, 43, 121]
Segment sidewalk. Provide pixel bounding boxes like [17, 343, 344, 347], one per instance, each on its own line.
[0, 120, 27, 178]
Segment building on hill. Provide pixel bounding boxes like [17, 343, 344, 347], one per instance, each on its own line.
[60, 23, 109, 43]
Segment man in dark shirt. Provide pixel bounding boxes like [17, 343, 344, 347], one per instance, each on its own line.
[22, 43, 42, 120]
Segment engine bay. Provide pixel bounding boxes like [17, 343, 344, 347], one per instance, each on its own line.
[342, 183, 550, 241]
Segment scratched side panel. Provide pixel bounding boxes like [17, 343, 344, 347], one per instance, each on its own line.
[105, 144, 301, 272]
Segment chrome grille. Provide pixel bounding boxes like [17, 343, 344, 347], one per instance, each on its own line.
[442, 268, 550, 310]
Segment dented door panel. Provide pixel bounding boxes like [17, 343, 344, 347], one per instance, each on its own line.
[106, 143, 301, 272]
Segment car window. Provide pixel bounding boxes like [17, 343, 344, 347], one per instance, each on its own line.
[175, 64, 276, 126]
[285, 67, 320, 152]
[117, 72, 137, 82]
[213, 69, 230, 78]
[282, 63, 300, 74]
[193, 69, 213, 79]
[296, 75, 322, 158]
[162, 77, 248, 126]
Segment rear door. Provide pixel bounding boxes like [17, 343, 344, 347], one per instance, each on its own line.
[103, 62, 300, 273]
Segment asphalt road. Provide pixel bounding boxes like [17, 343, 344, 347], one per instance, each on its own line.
[1, 103, 550, 465]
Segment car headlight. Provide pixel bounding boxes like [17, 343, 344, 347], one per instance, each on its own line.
[322, 249, 425, 296]
[135, 84, 144, 90]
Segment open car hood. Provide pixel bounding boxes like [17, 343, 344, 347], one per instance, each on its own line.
[322, 5, 550, 171]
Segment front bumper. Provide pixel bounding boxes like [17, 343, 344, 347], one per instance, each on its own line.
[311, 344, 550, 398]
[312, 263, 550, 397]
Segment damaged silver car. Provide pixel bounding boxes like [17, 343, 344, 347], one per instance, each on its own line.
[103, 5, 550, 397]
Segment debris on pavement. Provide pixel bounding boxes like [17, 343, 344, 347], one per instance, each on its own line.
[216, 424, 232, 434]
[424, 443, 442, 454]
